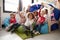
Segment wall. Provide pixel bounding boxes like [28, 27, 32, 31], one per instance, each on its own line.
[0, 0, 11, 24]
[0, 0, 20, 25]
[0, 0, 60, 24]
[0, 0, 53, 24]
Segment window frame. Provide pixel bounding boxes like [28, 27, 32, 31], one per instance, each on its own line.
[3, 0, 20, 13]
[3, 0, 34, 13]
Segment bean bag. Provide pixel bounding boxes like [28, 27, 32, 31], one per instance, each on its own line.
[48, 4, 60, 20]
[40, 23, 48, 34]
[3, 17, 10, 27]
[53, 8, 60, 20]
[51, 23, 59, 31]
[17, 22, 36, 33]
[17, 26, 24, 33]
[29, 4, 41, 12]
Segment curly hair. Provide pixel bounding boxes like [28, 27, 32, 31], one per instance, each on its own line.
[28, 12, 34, 19]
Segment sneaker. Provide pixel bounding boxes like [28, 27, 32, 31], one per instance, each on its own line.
[33, 30, 36, 33]
[34, 31, 40, 34]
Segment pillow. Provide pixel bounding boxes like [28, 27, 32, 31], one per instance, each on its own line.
[40, 23, 48, 34]
[29, 4, 41, 12]
[17, 26, 24, 33]
[3, 17, 10, 27]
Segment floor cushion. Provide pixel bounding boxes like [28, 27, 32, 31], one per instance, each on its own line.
[40, 23, 49, 34]
[17, 26, 24, 33]
[3, 17, 10, 27]
[51, 23, 59, 31]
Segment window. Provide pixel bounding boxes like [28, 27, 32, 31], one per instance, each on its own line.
[3, 0, 33, 13]
[22, 0, 32, 10]
[3, 0, 20, 13]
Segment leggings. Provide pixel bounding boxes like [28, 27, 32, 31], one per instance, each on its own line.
[8, 23, 20, 32]
[33, 24, 44, 33]
[23, 25, 33, 31]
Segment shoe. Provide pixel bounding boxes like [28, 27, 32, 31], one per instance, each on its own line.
[34, 31, 40, 35]
[11, 31, 14, 34]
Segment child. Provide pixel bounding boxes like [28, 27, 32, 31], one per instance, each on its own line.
[19, 11, 26, 24]
[33, 11, 38, 22]
[6, 13, 17, 32]
[10, 11, 26, 33]
[10, 14, 16, 24]
[9, 11, 26, 33]
[24, 12, 34, 37]
[41, 8, 48, 23]
[34, 8, 48, 34]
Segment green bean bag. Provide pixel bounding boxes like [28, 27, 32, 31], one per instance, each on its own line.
[17, 26, 24, 33]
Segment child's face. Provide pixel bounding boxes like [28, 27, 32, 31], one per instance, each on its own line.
[40, 10, 45, 16]
[28, 13, 34, 20]
[10, 14, 15, 18]
[33, 11, 38, 16]
[40, 9, 48, 16]
[19, 12, 25, 18]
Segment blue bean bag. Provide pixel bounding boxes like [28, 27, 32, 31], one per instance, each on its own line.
[40, 23, 48, 34]
[3, 16, 10, 27]
[29, 4, 42, 12]
[51, 23, 59, 31]
[48, 4, 60, 20]
[53, 8, 60, 20]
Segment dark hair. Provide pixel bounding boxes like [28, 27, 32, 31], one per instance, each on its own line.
[58, 0, 60, 2]
[33, 11, 38, 16]
[45, 9, 48, 14]
[10, 14, 15, 16]
[28, 12, 34, 19]
[26, 10, 29, 13]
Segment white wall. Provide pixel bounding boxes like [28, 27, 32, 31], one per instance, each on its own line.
[0, 0, 11, 24]
[0, 0, 59, 25]
[0, 0, 20, 24]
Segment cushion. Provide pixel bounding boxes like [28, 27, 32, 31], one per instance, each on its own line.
[51, 23, 59, 31]
[29, 4, 41, 12]
[17, 26, 24, 33]
[53, 8, 60, 20]
[40, 23, 48, 34]
[3, 17, 10, 27]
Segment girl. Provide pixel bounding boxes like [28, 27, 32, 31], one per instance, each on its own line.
[34, 8, 48, 34]
[10, 11, 26, 33]
[33, 11, 38, 22]
[9, 11, 26, 33]
[6, 13, 18, 32]
[24, 12, 34, 37]
[10, 14, 16, 24]
[19, 11, 26, 25]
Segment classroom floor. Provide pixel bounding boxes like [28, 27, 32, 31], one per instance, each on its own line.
[26, 29, 60, 40]
[0, 29, 60, 40]
[0, 29, 23, 40]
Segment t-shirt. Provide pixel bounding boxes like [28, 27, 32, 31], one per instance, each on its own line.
[10, 18, 16, 24]
[44, 14, 48, 23]
[24, 19, 34, 26]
